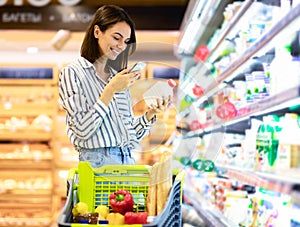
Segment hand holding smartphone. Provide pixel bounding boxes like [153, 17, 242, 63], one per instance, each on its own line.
[130, 62, 146, 73]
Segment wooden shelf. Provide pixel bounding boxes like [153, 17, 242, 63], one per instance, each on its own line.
[0, 130, 52, 141]
[0, 189, 52, 196]
[0, 104, 56, 116]
[0, 218, 51, 227]
[0, 159, 52, 169]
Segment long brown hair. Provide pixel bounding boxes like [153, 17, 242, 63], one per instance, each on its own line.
[81, 5, 136, 71]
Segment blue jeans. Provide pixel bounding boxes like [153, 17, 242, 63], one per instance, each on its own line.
[78, 146, 136, 168]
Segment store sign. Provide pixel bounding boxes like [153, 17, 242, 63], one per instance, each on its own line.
[0, 4, 185, 30]
[0, 67, 53, 79]
[0, 5, 96, 30]
[0, 0, 82, 7]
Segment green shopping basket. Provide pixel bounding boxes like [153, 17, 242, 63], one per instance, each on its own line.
[58, 161, 185, 227]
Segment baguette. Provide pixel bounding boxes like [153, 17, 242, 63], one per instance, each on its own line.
[156, 151, 172, 214]
[146, 162, 158, 216]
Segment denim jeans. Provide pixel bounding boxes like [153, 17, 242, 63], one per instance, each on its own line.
[78, 146, 136, 168]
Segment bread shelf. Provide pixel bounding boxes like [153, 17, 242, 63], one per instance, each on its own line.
[0, 67, 58, 227]
[0, 104, 55, 116]
[0, 159, 52, 169]
[0, 217, 51, 227]
[0, 130, 52, 141]
[0, 190, 52, 198]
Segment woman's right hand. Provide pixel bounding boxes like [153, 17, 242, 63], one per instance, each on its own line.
[99, 68, 140, 106]
[109, 68, 140, 93]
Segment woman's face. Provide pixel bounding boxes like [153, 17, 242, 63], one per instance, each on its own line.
[94, 21, 131, 60]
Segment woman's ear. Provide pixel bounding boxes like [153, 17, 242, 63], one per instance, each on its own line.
[94, 25, 101, 38]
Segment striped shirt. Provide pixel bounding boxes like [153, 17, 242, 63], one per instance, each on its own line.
[58, 57, 155, 150]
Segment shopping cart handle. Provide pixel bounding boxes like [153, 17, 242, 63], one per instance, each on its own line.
[80, 162, 152, 175]
[67, 167, 78, 179]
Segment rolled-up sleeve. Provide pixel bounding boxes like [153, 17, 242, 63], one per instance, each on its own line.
[132, 112, 156, 141]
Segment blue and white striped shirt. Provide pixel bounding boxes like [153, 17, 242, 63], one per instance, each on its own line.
[58, 57, 154, 150]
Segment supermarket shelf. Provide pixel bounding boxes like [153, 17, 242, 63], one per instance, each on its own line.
[0, 217, 51, 227]
[0, 189, 52, 197]
[203, 0, 253, 63]
[195, 206, 240, 227]
[291, 190, 300, 206]
[217, 2, 300, 84]
[178, 0, 252, 56]
[0, 130, 52, 141]
[178, 85, 300, 137]
[0, 104, 55, 116]
[179, 0, 253, 88]
[216, 165, 300, 195]
[55, 161, 78, 169]
[222, 86, 300, 131]
[0, 159, 52, 169]
[55, 189, 68, 198]
[184, 189, 239, 227]
[179, 2, 300, 114]
[204, 0, 281, 63]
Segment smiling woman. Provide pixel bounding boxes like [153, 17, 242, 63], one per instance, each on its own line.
[58, 5, 172, 168]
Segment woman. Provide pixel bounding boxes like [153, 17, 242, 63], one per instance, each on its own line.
[58, 5, 170, 168]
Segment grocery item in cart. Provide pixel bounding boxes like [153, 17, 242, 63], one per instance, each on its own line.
[57, 161, 184, 227]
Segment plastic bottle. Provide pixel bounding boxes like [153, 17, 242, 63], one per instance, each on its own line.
[276, 113, 300, 169]
[243, 118, 262, 169]
[143, 79, 176, 107]
[269, 45, 299, 95]
[255, 115, 281, 172]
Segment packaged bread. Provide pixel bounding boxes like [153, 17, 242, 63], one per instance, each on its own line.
[146, 150, 172, 216]
[146, 162, 158, 216]
[156, 151, 172, 214]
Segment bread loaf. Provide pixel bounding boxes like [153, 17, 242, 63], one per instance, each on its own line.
[156, 152, 172, 214]
[146, 162, 158, 216]
[146, 150, 172, 216]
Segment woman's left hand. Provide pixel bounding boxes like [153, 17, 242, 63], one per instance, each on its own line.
[145, 96, 172, 121]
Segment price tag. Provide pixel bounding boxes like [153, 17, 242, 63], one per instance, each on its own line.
[202, 160, 215, 172]
[192, 159, 203, 171]
[216, 101, 237, 120]
[178, 156, 192, 166]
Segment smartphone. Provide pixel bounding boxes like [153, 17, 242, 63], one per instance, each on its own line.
[130, 62, 146, 72]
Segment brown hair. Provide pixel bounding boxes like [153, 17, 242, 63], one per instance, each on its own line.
[81, 5, 136, 71]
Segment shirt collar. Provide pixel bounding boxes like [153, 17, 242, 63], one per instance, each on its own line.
[77, 57, 94, 69]
[77, 57, 118, 82]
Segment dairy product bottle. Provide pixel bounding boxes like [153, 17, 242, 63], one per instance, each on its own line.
[269, 45, 299, 95]
[143, 79, 176, 107]
[276, 113, 300, 169]
[255, 114, 281, 171]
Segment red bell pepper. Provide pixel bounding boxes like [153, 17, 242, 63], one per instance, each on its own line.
[109, 189, 134, 215]
[124, 212, 148, 224]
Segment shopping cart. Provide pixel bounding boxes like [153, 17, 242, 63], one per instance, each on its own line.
[58, 161, 185, 227]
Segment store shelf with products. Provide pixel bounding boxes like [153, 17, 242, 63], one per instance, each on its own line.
[216, 165, 300, 199]
[0, 143, 52, 169]
[177, 0, 300, 226]
[0, 64, 58, 227]
[0, 169, 53, 227]
[178, 85, 300, 138]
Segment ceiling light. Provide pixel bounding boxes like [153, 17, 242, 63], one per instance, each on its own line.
[26, 46, 39, 54]
[51, 29, 71, 51]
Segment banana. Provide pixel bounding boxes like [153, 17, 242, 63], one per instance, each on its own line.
[72, 202, 89, 216]
[95, 205, 110, 219]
